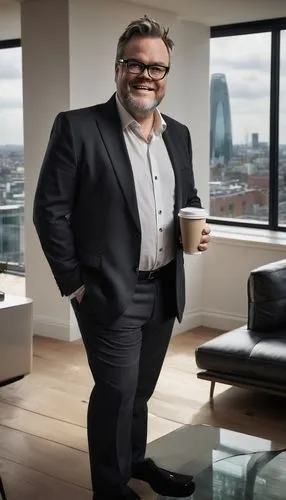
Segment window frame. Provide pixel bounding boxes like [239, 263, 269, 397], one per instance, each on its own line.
[209, 17, 286, 232]
[0, 39, 21, 50]
[0, 38, 24, 276]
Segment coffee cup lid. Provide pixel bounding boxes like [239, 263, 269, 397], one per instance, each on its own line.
[178, 207, 208, 219]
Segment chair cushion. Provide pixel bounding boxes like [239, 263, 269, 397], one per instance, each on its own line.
[248, 259, 286, 332]
[196, 326, 286, 383]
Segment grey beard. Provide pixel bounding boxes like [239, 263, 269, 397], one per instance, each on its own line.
[125, 94, 160, 117]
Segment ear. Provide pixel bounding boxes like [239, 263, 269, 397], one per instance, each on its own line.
[114, 63, 119, 84]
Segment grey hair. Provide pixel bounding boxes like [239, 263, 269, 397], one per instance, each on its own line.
[116, 15, 174, 60]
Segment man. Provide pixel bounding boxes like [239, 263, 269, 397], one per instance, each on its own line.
[33, 15, 210, 500]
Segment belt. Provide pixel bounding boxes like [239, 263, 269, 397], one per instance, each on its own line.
[137, 261, 173, 281]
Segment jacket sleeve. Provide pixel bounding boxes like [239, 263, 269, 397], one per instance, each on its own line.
[33, 112, 83, 296]
[185, 126, 202, 209]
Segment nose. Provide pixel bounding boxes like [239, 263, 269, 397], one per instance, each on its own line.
[140, 67, 151, 79]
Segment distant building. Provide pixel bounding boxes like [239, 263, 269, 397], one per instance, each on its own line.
[0, 205, 24, 264]
[248, 175, 269, 189]
[210, 189, 267, 219]
[210, 73, 233, 165]
[252, 133, 259, 148]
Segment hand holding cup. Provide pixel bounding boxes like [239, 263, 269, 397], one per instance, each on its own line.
[178, 207, 210, 254]
[198, 224, 211, 252]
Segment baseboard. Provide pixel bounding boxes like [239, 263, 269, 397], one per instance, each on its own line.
[35, 311, 203, 341]
[34, 315, 77, 341]
[173, 310, 203, 336]
[202, 309, 246, 331]
[34, 309, 246, 341]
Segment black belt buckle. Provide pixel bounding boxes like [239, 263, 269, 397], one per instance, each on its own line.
[147, 270, 156, 280]
[138, 269, 158, 281]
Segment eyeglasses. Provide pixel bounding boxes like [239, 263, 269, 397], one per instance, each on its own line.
[117, 59, 170, 80]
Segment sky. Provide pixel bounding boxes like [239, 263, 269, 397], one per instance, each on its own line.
[0, 32, 286, 145]
[211, 31, 286, 144]
[0, 46, 23, 146]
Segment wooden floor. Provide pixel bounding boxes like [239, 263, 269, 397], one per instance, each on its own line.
[1, 326, 286, 499]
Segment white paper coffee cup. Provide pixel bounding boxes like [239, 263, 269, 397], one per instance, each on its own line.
[178, 207, 207, 254]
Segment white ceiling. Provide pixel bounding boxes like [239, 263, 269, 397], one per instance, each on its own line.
[126, 0, 286, 25]
[1, 0, 286, 26]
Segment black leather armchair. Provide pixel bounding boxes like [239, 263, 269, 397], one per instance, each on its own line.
[195, 259, 286, 400]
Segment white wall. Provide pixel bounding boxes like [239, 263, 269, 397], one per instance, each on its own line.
[69, 0, 175, 107]
[0, 3, 20, 40]
[203, 234, 286, 331]
[0, 0, 209, 340]
[19, 0, 211, 340]
[69, 0, 210, 335]
[21, 0, 72, 339]
[69, 0, 209, 204]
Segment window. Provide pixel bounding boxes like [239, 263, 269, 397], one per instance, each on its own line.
[279, 30, 286, 227]
[210, 19, 286, 231]
[0, 39, 24, 273]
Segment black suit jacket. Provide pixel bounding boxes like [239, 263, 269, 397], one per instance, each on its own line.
[33, 94, 201, 325]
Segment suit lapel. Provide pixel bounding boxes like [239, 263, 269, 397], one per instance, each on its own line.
[96, 95, 141, 233]
[95, 97, 183, 236]
[162, 125, 182, 216]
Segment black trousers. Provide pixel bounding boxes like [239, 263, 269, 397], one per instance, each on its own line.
[72, 270, 175, 499]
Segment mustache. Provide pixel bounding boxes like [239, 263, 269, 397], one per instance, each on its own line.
[130, 79, 157, 88]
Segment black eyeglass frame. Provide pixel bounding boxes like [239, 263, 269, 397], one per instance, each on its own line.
[117, 58, 170, 80]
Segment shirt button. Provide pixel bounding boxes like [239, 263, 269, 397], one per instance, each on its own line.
[159, 248, 163, 252]
[158, 210, 162, 214]
[159, 228, 163, 232]
[154, 176, 158, 180]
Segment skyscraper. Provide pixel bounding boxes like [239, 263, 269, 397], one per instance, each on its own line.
[252, 133, 259, 148]
[210, 73, 233, 165]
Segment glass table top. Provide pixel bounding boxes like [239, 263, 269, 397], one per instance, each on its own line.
[130, 425, 286, 499]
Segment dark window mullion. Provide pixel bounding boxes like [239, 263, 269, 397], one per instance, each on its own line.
[269, 30, 280, 230]
[211, 18, 286, 38]
[0, 39, 21, 50]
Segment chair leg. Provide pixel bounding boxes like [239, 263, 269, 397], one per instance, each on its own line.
[0, 475, 7, 500]
[210, 381, 215, 401]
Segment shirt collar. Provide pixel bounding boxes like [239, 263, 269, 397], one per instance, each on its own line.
[115, 93, 166, 135]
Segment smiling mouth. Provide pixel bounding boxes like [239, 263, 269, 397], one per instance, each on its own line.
[131, 85, 155, 92]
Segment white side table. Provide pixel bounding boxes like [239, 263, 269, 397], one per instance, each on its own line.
[0, 294, 33, 386]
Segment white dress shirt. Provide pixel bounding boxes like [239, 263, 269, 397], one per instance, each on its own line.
[116, 94, 175, 271]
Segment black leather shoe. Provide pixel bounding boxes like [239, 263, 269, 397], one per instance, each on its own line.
[132, 458, 195, 497]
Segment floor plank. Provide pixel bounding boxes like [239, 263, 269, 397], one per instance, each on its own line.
[0, 427, 91, 489]
[0, 458, 91, 500]
[0, 401, 88, 452]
